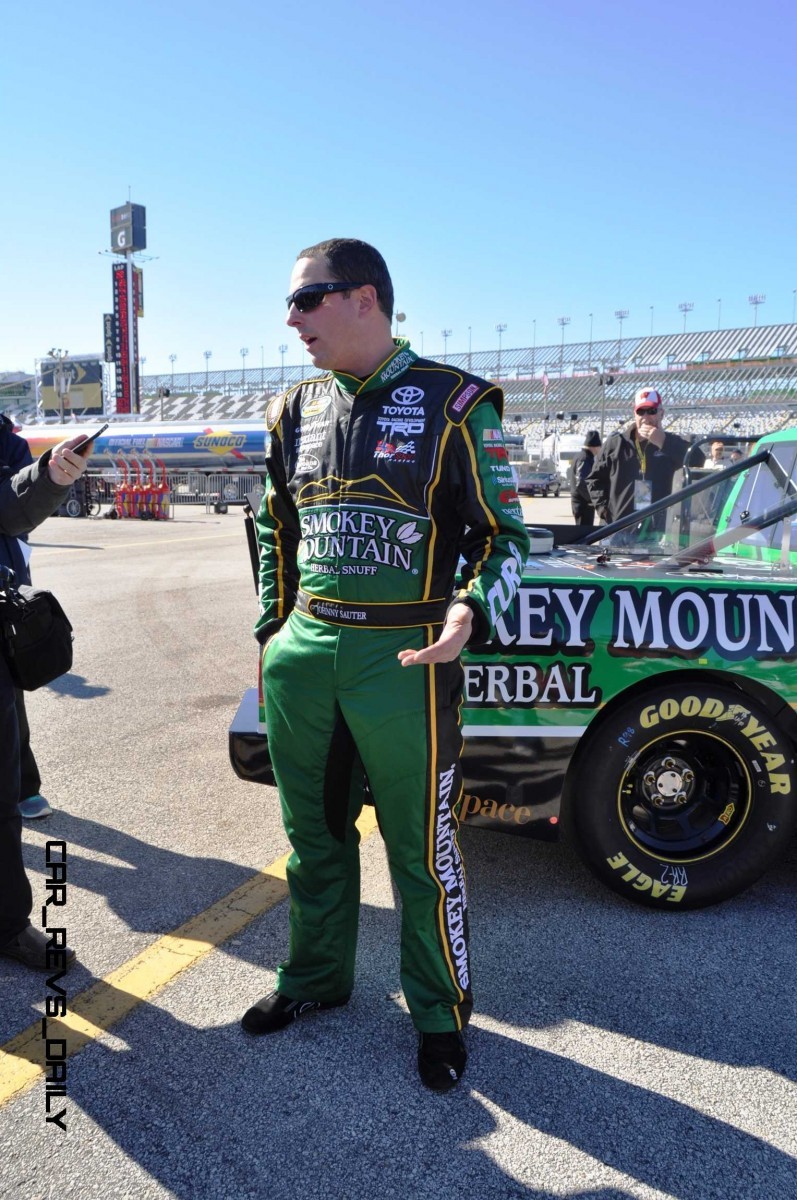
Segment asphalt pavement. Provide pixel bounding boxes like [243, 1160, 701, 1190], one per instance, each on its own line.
[1, 499, 796, 1200]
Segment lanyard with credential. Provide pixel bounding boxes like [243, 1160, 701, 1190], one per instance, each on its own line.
[634, 435, 648, 477]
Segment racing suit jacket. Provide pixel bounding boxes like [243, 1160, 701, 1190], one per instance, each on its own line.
[255, 341, 530, 643]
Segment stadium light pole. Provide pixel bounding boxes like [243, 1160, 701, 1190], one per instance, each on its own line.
[679, 301, 694, 333]
[557, 317, 570, 375]
[649, 306, 654, 336]
[169, 353, 177, 390]
[495, 323, 507, 380]
[279, 343, 288, 391]
[394, 310, 406, 338]
[748, 294, 765, 328]
[204, 350, 212, 389]
[441, 329, 452, 364]
[595, 363, 614, 441]
[420, 331, 424, 356]
[531, 319, 537, 379]
[468, 326, 472, 372]
[793, 289, 796, 323]
[614, 309, 629, 369]
[240, 347, 249, 387]
[260, 345, 264, 388]
[717, 299, 722, 330]
[587, 313, 593, 368]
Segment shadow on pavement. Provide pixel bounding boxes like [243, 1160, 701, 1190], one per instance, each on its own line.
[3, 810, 796, 1198]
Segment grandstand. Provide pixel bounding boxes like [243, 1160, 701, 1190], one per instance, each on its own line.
[137, 320, 797, 436]
[5, 322, 797, 454]
[138, 390, 267, 423]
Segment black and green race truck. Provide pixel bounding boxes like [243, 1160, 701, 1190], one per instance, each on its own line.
[230, 427, 797, 910]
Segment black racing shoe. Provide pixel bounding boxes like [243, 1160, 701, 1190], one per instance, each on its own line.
[241, 990, 349, 1036]
[0, 924, 77, 971]
[417, 1031, 467, 1092]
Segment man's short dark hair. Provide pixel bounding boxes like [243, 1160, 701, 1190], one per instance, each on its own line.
[296, 238, 394, 322]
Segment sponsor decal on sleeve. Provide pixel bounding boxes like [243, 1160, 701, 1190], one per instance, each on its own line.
[266, 395, 284, 430]
[483, 429, 509, 461]
[452, 383, 479, 413]
[485, 541, 524, 626]
[300, 394, 332, 417]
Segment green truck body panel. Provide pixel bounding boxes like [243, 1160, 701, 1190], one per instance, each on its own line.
[231, 427, 797, 907]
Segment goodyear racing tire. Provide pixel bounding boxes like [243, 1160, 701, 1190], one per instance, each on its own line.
[569, 682, 797, 910]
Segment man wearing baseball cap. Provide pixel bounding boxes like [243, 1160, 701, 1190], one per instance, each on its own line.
[586, 388, 702, 526]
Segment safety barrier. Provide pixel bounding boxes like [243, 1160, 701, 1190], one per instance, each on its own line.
[168, 472, 264, 513]
[80, 470, 265, 519]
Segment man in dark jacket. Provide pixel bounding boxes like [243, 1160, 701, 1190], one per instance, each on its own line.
[0, 416, 50, 819]
[0, 434, 88, 971]
[586, 388, 701, 527]
[569, 429, 602, 526]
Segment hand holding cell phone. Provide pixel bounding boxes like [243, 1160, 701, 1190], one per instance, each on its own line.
[47, 424, 109, 486]
[71, 422, 110, 456]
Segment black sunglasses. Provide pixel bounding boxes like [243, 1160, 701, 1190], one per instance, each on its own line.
[635, 406, 659, 416]
[285, 281, 365, 313]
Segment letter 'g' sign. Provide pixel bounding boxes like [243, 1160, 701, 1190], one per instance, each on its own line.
[110, 203, 147, 253]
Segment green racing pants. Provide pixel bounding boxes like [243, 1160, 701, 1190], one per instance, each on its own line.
[263, 611, 472, 1033]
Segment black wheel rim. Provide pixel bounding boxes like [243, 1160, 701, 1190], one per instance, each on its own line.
[616, 729, 752, 861]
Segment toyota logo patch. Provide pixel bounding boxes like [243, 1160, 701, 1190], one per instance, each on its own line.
[391, 385, 425, 406]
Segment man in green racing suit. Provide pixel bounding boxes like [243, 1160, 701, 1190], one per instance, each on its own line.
[243, 238, 530, 1091]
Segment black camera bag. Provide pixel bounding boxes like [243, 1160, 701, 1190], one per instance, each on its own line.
[0, 574, 73, 691]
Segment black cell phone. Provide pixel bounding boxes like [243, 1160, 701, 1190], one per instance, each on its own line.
[72, 422, 110, 456]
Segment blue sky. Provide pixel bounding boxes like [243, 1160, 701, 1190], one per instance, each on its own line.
[2, 0, 795, 377]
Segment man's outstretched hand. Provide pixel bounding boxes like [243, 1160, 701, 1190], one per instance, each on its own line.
[398, 602, 474, 667]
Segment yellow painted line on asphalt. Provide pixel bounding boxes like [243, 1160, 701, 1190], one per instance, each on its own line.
[0, 808, 379, 1108]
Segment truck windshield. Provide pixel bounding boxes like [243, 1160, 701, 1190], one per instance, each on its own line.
[576, 438, 797, 567]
